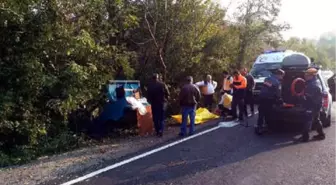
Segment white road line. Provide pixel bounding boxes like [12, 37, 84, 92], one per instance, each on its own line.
[218, 111, 258, 127]
[218, 121, 239, 127]
[61, 112, 259, 185]
[61, 125, 221, 185]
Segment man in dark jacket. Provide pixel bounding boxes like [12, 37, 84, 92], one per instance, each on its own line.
[179, 76, 201, 136]
[300, 68, 325, 142]
[241, 67, 255, 116]
[147, 73, 170, 137]
[255, 69, 284, 135]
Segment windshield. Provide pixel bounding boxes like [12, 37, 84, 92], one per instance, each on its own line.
[250, 63, 281, 78]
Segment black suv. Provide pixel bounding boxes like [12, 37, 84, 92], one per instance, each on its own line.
[265, 54, 332, 129]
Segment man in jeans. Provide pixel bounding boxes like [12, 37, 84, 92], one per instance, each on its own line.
[147, 73, 170, 137]
[179, 76, 201, 136]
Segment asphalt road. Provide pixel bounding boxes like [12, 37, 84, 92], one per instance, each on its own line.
[73, 105, 336, 185]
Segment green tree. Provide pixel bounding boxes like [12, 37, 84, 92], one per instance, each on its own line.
[0, 0, 139, 166]
[130, 0, 226, 83]
[232, 0, 289, 68]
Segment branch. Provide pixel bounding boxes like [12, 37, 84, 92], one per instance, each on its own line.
[129, 38, 154, 45]
[0, 7, 22, 18]
[144, 11, 166, 71]
[144, 12, 159, 48]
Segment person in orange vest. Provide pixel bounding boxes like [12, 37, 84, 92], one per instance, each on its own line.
[195, 74, 218, 111]
[230, 70, 247, 122]
[221, 71, 233, 95]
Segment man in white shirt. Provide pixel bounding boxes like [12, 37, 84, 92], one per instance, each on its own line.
[195, 74, 217, 111]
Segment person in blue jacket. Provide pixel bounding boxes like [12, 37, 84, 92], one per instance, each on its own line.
[300, 67, 325, 142]
[255, 68, 285, 135]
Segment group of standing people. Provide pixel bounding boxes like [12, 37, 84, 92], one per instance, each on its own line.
[255, 67, 326, 142]
[216, 68, 256, 122]
[146, 65, 327, 142]
[147, 67, 256, 137]
[147, 74, 201, 137]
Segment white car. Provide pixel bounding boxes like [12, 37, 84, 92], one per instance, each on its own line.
[251, 50, 296, 97]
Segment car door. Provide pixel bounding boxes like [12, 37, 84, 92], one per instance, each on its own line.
[317, 73, 332, 116]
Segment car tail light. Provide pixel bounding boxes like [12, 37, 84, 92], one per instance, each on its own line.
[322, 92, 329, 108]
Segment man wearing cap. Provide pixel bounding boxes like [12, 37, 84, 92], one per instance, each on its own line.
[300, 67, 325, 142]
[147, 73, 170, 137]
[255, 68, 285, 134]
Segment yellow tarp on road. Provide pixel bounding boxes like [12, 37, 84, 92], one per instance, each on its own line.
[171, 108, 220, 125]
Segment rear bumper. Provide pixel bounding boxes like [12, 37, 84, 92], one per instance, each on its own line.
[269, 106, 306, 123]
[270, 106, 328, 124]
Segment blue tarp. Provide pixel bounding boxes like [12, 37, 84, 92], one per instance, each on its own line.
[99, 80, 141, 122]
[99, 98, 129, 121]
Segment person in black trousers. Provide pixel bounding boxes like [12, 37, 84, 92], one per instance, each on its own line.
[147, 73, 170, 137]
[195, 75, 218, 111]
[241, 67, 255, 116]
[255, 69, 284, 135]
[231, 70, 247, 122]
[300, 68, 325, 142]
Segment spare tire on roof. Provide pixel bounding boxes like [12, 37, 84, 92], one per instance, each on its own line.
[282, 53, 311, 68]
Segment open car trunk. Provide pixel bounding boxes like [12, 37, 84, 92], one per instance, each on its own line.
[266, 53, 311, 128]
[281, 69, 305, 105]
[268, 69, 307, 127]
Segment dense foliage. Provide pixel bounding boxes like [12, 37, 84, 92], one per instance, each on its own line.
[0, 0, 333, 166]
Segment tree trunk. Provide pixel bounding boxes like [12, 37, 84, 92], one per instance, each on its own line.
[236, 41, 247, 69]
[158, 48, 167, 82]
